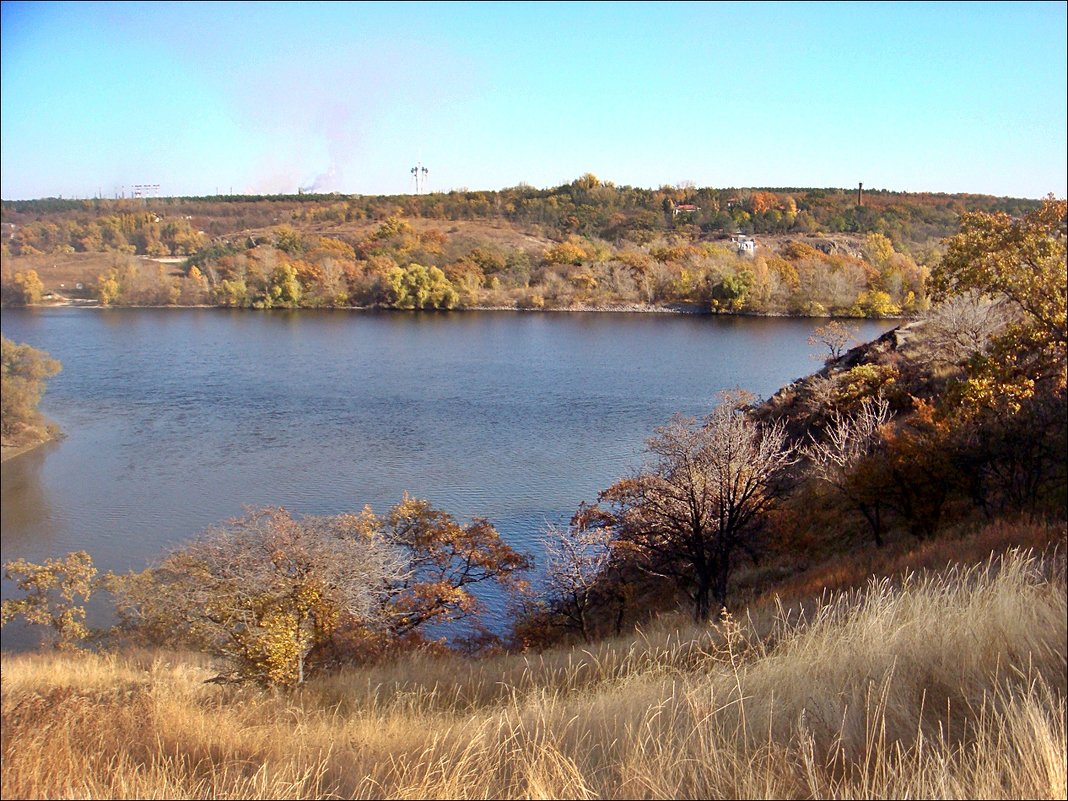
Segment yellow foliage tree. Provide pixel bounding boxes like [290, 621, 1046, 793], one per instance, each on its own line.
[933, 195, 1066, 380]
[1, 335, 61, 444]
[1, 551, 96, 649]
[96, 268, 121, 305]
[544, 240, 588, 266]
[12, 269, 45, 305]
[112, 500, 530, 685]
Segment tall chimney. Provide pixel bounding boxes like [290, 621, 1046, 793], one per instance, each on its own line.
[857, 182, 863, 207]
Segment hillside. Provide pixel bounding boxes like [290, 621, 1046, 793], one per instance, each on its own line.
[0, 181, 1046, 315]
[3, 528, 1064, 799]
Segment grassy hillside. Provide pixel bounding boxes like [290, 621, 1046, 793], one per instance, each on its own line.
[3, 528, 1064, 799]
[1, 181, 1045, 314]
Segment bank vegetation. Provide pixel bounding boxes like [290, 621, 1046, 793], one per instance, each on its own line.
[0, 335, 61, 460]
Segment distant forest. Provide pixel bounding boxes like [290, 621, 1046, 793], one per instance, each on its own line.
[0, 177, 1047, 316]
[2, 177, 1042, 250]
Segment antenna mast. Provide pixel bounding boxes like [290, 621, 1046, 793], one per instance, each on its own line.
[410, 161, 429, 194]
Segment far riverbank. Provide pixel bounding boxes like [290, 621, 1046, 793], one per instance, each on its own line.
[5, 297, 908, 321]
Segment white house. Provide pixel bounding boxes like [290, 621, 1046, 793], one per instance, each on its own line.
[730, 233, 756, 257]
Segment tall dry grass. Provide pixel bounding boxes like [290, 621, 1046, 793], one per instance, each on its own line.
[3, 546, 1065, 799]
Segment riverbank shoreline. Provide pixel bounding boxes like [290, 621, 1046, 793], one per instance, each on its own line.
[1, 430, 62, 463]
[6, 298, 909, 321]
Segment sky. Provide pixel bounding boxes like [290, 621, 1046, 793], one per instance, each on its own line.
[1, 1, 1065, 200]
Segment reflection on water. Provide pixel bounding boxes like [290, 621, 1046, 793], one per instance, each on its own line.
[1, 308, 895, 649]
[1, 440, 59, 546]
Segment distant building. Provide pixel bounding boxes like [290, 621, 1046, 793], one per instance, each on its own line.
[673, 203, 700, 216]
[730, 232, 756, 257]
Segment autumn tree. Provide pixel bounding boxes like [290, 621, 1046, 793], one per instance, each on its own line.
[1, 551, 96, 649]
[10, 269, 45, 305]
[877, 401, 955, 539]
[1, 336, 61, 446]
[809, 320, 859, 362]
[538, 506, 619, 643]
[112, 508, 404, 687]
[929, 196, 1066, 514]
[933, 195, 1066, 358]
[914, 292, 1015, 370]
[543, 239, 590, 266]
[599, 396, 797, 621]
[112, 499, 529, 685]
[96, 267, 122, 305]
[373, 495, 531, 638]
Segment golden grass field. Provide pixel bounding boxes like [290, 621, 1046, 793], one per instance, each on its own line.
[3, 528, 1065, 800]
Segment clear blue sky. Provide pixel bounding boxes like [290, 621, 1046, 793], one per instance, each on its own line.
[2, 1, 1065, 200]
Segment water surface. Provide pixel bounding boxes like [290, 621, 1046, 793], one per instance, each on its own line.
[1, 308, 893, 646]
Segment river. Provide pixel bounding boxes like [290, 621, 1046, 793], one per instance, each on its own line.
[1, 308, 893, 647]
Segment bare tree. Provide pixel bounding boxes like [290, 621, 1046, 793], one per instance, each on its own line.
[601, 396, 797, 621]
[808, 320, 859, 362]
[916, 292, 1015, 369]
[807, 397, 893, 546]
[540, 513, 616, 643]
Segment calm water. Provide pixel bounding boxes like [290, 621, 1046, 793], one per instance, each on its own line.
[1, 308, 893, 647]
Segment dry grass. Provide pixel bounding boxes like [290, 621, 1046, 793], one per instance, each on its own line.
[750, 516, 1067, 604]
[3, 545, 1065, 799]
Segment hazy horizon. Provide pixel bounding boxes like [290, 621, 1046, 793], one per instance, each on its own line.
[2, 1, 1065, 201]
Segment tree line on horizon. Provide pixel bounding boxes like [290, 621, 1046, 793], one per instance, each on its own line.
[2, 175, 1043, 256]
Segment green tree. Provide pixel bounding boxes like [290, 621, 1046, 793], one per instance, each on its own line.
[850, 289, 900, 318]
[273, 224, 305, 255]
[709, 272, 751, 311]
[386, 263, 458, 309]
[265, 262, 303, 307]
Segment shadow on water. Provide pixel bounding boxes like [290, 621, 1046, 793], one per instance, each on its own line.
[1, 440, 60, 550]
[2, 440, 63, 652]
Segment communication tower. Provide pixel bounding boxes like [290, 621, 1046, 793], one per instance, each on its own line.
[410, 162, 429, 194]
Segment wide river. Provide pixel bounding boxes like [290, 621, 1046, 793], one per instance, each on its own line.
[1, 308, 893, 647]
